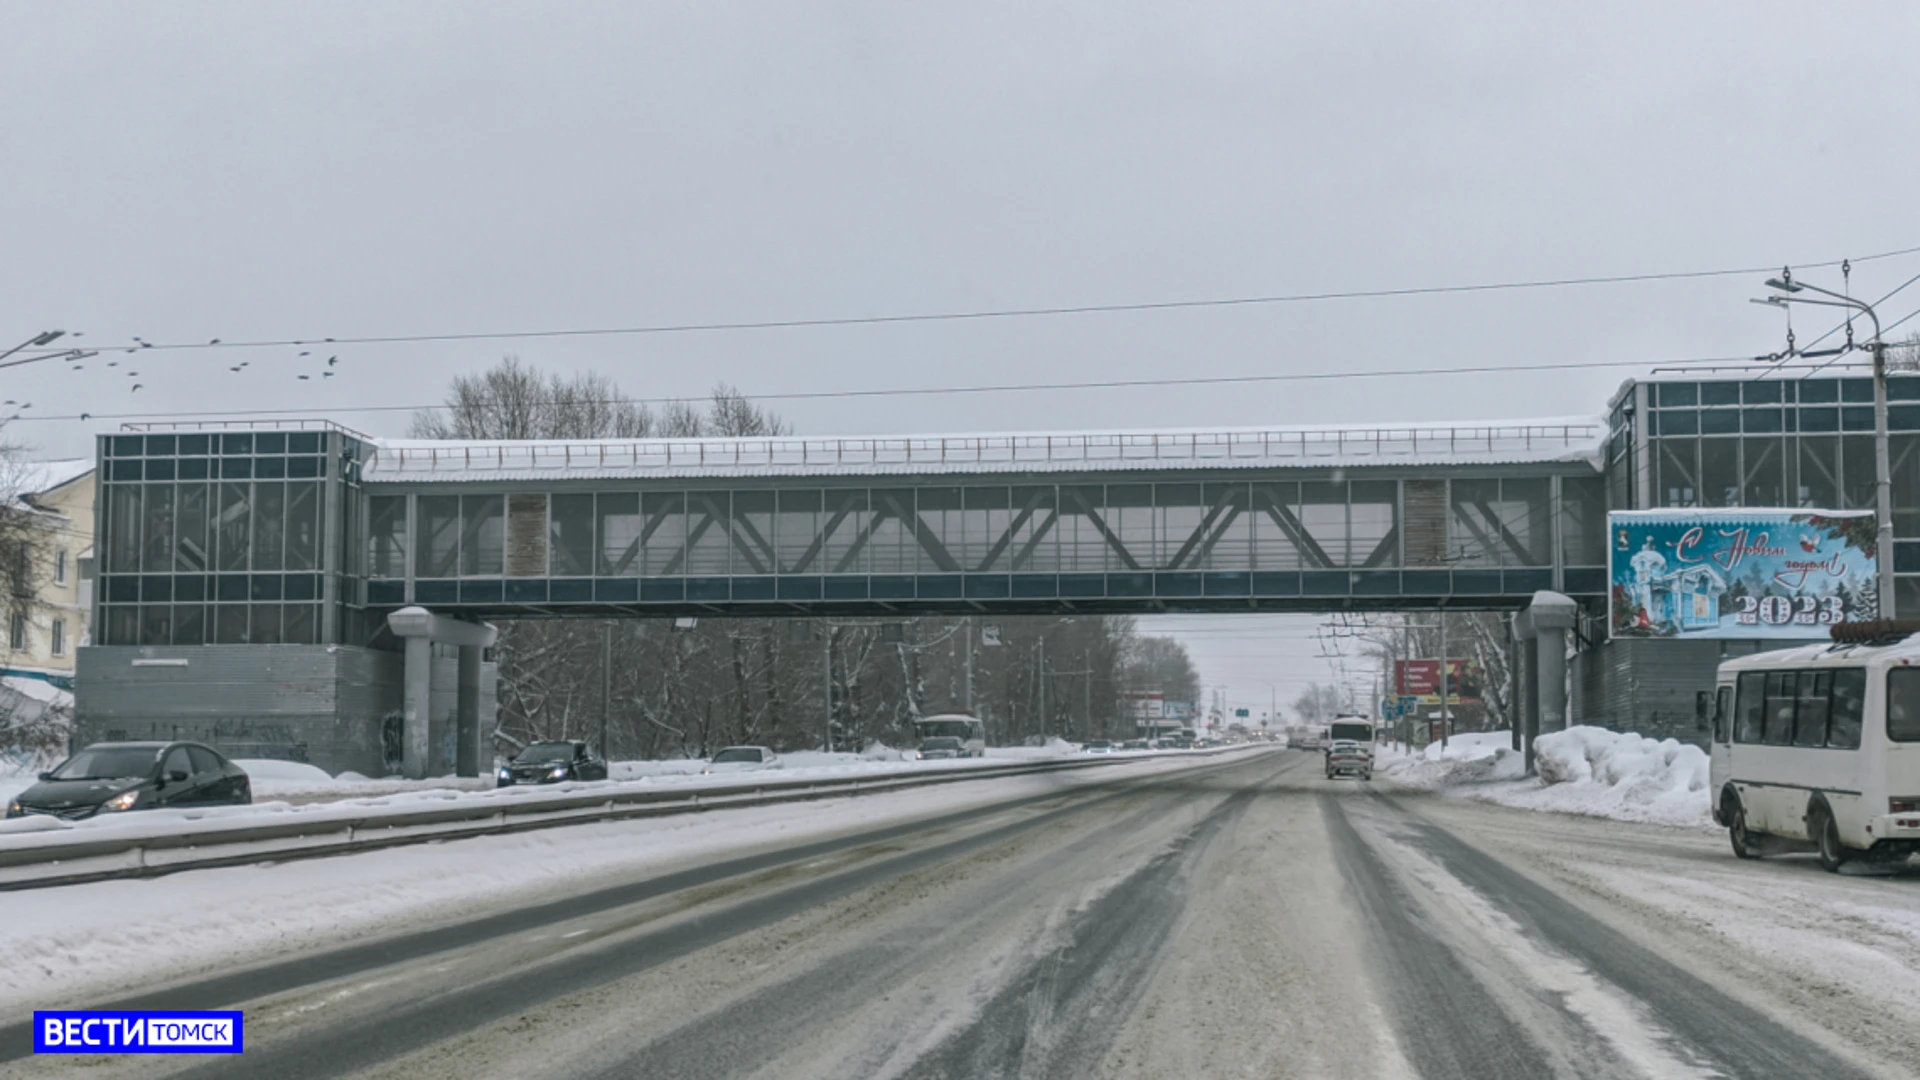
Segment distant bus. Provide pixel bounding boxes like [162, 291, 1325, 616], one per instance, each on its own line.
[1711, 633, 1920, 870]
[914, 714, 986, 758]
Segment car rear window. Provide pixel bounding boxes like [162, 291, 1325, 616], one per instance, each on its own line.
[711, 748, 764, 763]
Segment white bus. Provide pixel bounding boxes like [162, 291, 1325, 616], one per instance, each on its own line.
[1711, 633, 1920, 870]
[914, 714, 987, 758]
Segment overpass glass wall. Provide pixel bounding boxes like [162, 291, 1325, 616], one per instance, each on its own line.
[92, 429, 367, 646]
[1625, 375, 1920, 614]
[357, 475, 1610, 614]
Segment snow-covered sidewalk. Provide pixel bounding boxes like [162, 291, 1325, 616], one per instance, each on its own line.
[1377, 726, 1714, 830]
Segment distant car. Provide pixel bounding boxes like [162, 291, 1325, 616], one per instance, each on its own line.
[1325, 739, 1372, 781]
[496, 740, 608, 787]
[5, 741, 251, 821]
[1121, 739, 1152, 751]
[1082, 740, 1115, 754]
[916, 736, 968, 760]
[701, 746, 780, 775]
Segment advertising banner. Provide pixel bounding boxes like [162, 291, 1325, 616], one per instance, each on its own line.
[1608, 509, 1879, 640]
[1393, 659, 1482, 704]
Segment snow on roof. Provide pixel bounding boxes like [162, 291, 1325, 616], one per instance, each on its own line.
[4, 458, 92, 499]
[361, 417, 1607, 483]
[1717, 634, 1920, 672]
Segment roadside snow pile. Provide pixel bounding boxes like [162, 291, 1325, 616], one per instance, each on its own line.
[1377, 731, 1526, 788]
[1501, 727, 1711, 828]
[1380, 726, 1714, 829]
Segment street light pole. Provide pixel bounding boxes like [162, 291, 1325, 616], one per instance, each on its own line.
[1762, 271, 1896, 615]
[0, 330, 65, 366]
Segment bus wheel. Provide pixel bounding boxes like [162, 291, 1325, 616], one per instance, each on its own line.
[1813, 803, 1850, 873]
[1726, 795, 1760, 860]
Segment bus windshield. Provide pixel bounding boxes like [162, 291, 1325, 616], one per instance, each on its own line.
[916, 719, 979, 740]
[1329, 722, 1373, 743]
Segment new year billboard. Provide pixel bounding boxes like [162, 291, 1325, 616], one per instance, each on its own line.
[1608, 509, 1879, 640]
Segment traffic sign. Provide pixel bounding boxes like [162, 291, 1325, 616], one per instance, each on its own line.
[1233, 708, 1249, 718]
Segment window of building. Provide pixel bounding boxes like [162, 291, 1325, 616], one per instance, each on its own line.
[8, 611, 24, 651]
[50, 618, 64, 656]
[54, 549, 68, 585]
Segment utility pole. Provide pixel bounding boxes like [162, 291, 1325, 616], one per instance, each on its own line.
[822, 627, 834, 753]
[1037, 635, 1047, 743]
[964, 616, 975, 714]
[599, 620, 612, 761]
[1439, 612, 1450, 751]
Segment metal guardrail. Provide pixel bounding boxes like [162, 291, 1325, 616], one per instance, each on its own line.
[0, 749, 1257, 891]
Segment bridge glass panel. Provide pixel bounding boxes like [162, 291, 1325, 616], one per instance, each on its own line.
[1842, 436, 1877, 510]
[637, 491, 685, 575]
[1153, 484, 1204, 570]
[1447, 479, 1501, 567]
[1894, 436, 1920, 534]
[684, 492, 732, 575]
[1057, 485, 1109, 572]
[1189, 483, 1251, 571]
[253, 483, 286, 571]
[730, 491, 777, 575]
[1741, 437, 1785, 507]
[458, 495, 504, 576]
[176, 483, 210, 572]
[416, 495, 458, 577]
[1560, 475, 1607, 569]
[819, 489, 869, 574]
[548, 493, 595, 576]
[1298, 482, 1347, 567]
[775, 489, 822, 573]
[1350, 480, 1398, 568]
[1657, 439, 1697, 507]
[1002, 486, 1055, 572]
[218, 482, 253, 571]
[1797, 435, 1838, 506]
[869, 488, 916, 574]
[142, 483, 174, 573]
[1699, 439, 1737, 507]
[958, 487, 1009, 573]
[912, 487, 962, 574]
[1249, 481, 1301, 569]
[1108, 484, 1153, 572]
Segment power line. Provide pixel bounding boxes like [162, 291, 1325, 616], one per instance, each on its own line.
[13, 242, 1920, 363]
[1, 353, 1882, 426]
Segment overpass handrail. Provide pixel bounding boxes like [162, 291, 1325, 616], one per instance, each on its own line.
[371, 422, 1606, 476]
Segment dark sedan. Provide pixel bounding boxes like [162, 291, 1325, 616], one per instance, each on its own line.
[496, 741, 608, 787]
[5, 741, 252, 821]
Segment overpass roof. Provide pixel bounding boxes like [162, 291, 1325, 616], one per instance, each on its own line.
[360, 417, 1607, 483]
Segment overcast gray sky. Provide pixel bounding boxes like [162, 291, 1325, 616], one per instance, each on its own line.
[7, 1, 1919, 703]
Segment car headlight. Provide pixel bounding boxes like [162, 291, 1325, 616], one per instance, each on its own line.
[497, 766, 511, 778]
[5, 798, 20, 817]
[101, 790, 140, 813]
[549, 766, 569, 779]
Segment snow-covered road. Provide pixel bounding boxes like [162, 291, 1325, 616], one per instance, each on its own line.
[2, 747, 1914, 1079]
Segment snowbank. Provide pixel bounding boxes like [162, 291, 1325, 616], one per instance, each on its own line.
[1510, 727, 1712, 828]
[1378, 727, 1713, 830]
[1377, 731, 1527, 788]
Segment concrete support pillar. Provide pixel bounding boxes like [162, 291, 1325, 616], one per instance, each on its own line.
[457, 644, 482, 778]
[388, 607, 498, 781]
[1526, 590, 1579, 741]
[402, 636, 432, 780]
